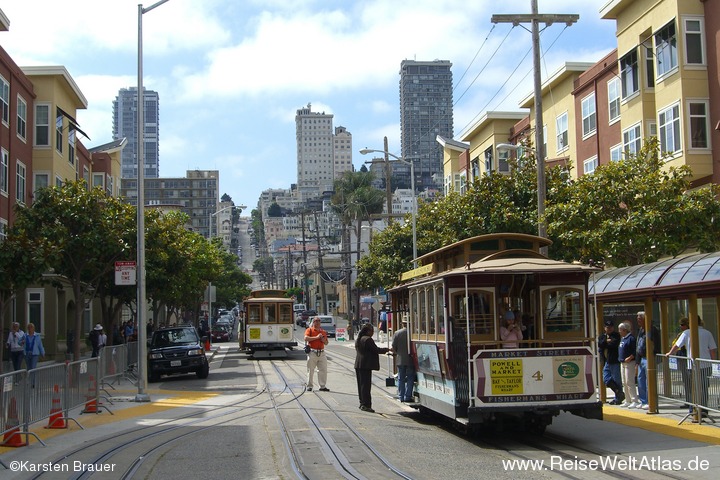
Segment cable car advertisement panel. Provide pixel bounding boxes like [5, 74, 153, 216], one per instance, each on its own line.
[474, 347, 595, 404]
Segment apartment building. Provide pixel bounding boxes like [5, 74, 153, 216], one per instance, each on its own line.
[458, 111, 529, 182]
[572, 50, 622, 175]
[113, 87, 160, 180]
[601, 0, 715, 187]
[120, 169, 220, 239]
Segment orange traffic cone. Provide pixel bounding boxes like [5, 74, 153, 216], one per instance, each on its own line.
[205, 336, 211, 351]
[46, 384, 66, 429]
[82, 375, 99, 414]
[2, 397, 27, 447]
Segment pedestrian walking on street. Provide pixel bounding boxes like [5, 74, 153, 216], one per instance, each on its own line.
[618, 321, 640, 408]
[391, 318, 416, 402]
[24, 323, 45, 387]
[6, 322, 26, 371]
[304, 316, 329, 392]
[355, 323, 389, 412]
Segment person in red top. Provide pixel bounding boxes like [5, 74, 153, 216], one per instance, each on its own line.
[304, 316, 330, 391]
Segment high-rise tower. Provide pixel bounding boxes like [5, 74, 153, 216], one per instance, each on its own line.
[399, 60, 453, 193]
[112, 87, 159, 179]
[295, 104, 352, 201]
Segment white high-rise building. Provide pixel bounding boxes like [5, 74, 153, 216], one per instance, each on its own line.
[295, 104, 352, 200]
[113, 87, 159, 179]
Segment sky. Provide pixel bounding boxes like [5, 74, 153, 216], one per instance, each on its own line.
[1, 0, 618, 211]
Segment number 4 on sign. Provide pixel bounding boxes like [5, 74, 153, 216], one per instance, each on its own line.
[532, 371, 543, 382]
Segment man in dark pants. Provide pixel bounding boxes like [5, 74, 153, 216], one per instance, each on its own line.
[598, 320, 624, 404]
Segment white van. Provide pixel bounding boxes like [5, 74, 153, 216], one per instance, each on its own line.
[293, 304, 306, 313]
[317, 315, 336, 337]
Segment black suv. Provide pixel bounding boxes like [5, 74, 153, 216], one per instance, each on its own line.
[148, 326, 209, 382]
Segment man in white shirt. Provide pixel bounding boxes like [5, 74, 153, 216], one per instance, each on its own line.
[666, 318, 717, 420]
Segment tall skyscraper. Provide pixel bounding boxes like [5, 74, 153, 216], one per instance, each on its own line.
[295, 104, 352, 200]
[399, 60, 453, 193]
[112, 87, 159, 179]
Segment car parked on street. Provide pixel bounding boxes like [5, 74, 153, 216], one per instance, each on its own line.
[317, 315, 336, 337]
[148, 326, 209, 382]
[211, 324, 230, 342]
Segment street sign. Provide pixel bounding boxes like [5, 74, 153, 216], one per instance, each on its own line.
[115, 261, 136, 286]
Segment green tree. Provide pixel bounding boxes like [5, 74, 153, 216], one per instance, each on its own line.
[546, 137, 720, 266]
[12, 181, 135, 359]
[0, 226, 55, 371]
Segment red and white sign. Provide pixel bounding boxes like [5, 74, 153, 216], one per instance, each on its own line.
[115, 261, 137, 286]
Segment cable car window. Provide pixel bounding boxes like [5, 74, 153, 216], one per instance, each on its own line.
[279, 303, 292, 322]
[263, 304, 277, 323]
[428, 286, 436, 335]
[451, 289, 494, 338]
[419, 288, 427, 335]
[248, 304, 261, 324]
[543, 288, 583, 335]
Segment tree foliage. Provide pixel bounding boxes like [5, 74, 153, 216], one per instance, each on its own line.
[546, 137, 720, 266]
[11, 181, 136, 359]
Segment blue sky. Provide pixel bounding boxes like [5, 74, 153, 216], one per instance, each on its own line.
[2, 0, 617, 209]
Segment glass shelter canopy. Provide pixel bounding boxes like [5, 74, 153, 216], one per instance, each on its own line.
[589, 252, 720, 300]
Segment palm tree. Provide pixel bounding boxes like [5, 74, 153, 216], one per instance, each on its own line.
[331, 171, 385, 338]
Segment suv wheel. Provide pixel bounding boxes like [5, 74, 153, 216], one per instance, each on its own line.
[196, 363, 209, 379]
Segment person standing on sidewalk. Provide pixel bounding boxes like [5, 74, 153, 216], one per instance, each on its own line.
[635, 311, 659, 410]
[391, 318, 415, 402]
[618, 321, 640, 408]
[6, 322, 26, 371]
[304, 316, 329, 392]
[598, 320, 624, 405]
[355, 323, 389, 412]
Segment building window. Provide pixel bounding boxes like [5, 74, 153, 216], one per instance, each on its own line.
[68, 129, 76, 166]
[542, 125, 547, 159]
[0, 219, 7, 241]
[0, 75, 8, 124]
[655, 21, 678, 79]
[583, 156, 598, 175]
[56, 113, 63, 154]
[581, 94, 596, 137]
[16, 161, 26, 204]
[27, 290, 44, 334]
[556, 112, 568, 152]
[658, 103, 681, 154]
[620, 49, 639, 99]
[688, 101, 709, 149]
[497, 149, 510, 173]
[1, 149, 8, 194]
[623, 123, 642, 156]
[93, 173, 104, 189]
[610, 144, 623, 162]
[645, 46, 655, 89]
[17, 96, 27, 140]
[484, 148, 493, 173]
[471, 156, 480, 180]
[607, 78, 621, 123]
[34, 173, 49, 195]
[35, 104, 50, 146]
[684, 18, 705, 65]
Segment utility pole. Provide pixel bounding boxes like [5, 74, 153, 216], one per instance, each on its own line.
[491, 0, 578, 255]
[383, 136, 393, 223]
[313, 211, 327, 313]
[301, 210, 309, 308]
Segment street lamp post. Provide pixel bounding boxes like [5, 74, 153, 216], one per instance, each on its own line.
[359, 148, 417, 268]
[136, 0, 171, 403]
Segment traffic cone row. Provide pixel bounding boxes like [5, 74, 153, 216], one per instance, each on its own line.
[46, 384, 66, 429]
[2, 397, 27, 447]
[82, 374, 99, 414]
